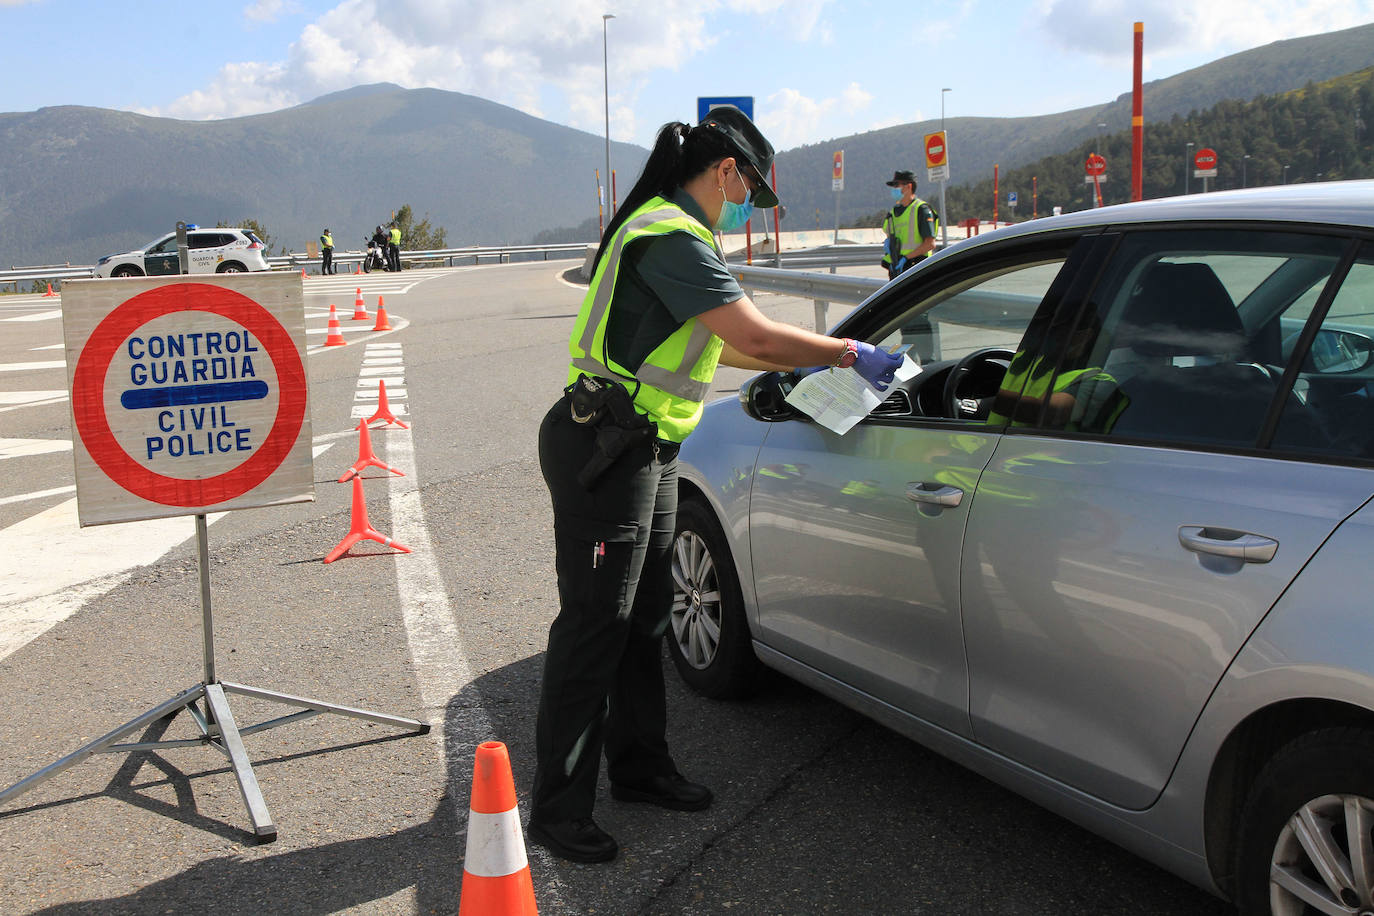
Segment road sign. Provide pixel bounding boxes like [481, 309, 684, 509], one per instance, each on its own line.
[1194, 147, 1218, 178]
[925, 131, 949, 182]
[1085, 153, 1107, 177]
[62, 273, 313, 526]
[697, 96, 754, 122]
[1008, 191, 1018, 207]
[833, 150, 844, 192]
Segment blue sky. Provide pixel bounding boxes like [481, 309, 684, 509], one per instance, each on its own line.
[3, 0, 1373, 151]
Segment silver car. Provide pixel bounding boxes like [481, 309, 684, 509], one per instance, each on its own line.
[670, 180, 1374, 916]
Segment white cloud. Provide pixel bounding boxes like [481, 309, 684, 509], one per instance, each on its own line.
[1035, 0, 1374, 61]
[762, 82, 874, 148]
[245, 0, 292, 22]
[155, 0, 727, 140]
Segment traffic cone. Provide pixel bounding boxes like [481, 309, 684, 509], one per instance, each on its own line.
[352, 287, 369, 320]
[324, 305, 347, 347]
[372, 295, 392, 331]
[323, 476, 411, 563]
[354, 261, 363, 275]
[364, 379, 409, 429]
[459, 741, 538, 916]
[42, 282, 58, 297]
[301, 267, 307, 278]
[338, 419, 404, 482]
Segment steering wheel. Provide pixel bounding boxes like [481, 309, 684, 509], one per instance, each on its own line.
[943, 347, 1017, 418]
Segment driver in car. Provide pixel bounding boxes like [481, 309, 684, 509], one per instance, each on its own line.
[987, 312, 1128, 433]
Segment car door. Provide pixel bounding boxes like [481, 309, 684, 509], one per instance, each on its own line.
[960, 228, 1374, 809]
[143, 234, 180, 276]
[747, 235, 1094, 737]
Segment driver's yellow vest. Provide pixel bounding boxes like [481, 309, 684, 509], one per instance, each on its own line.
[567, 196, 726, 443]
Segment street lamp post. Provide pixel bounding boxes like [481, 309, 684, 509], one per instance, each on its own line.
[1283, 164, 1290, 184]
[940, 87, 950, 248]
[602, 13, 615, 220]
[1186, 142, 1194, 195]
[1242, 154, 1251, 188]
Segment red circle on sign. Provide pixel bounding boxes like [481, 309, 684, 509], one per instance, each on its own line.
[926, 134, 946, 167]
[1085, 153, 1107, 176]
[71, 283, 307, 508]
[833, 153, 843, 178]
[1195, 147, 1218, 169]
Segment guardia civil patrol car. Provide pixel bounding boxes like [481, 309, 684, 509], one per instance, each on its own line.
[93, 227, 270, 278]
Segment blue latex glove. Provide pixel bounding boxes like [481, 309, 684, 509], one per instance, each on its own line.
[893, 255, 909, 274]
[853, 341, 903, 391]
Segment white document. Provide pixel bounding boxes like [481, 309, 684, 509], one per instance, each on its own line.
[783, 354, 922, 434]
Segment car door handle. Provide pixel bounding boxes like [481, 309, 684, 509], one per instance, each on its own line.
[906, 483, 963, 507]
[1178, 526, 1278, 563]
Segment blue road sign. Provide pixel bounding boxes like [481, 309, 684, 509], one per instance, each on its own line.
[1008, 191, 1019, 206]
[698, 96, 754, 122]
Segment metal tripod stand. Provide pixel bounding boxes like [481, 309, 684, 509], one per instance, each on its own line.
[0, 514, 430, 842]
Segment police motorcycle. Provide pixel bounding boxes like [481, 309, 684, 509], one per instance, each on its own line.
[363, 235, 387, 272]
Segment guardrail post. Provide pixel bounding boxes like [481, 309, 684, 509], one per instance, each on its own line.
[813, 300, 828, 332]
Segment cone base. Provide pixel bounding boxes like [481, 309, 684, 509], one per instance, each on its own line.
[459, 869, 538, 916]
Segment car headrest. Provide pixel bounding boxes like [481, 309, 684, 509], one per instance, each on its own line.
[1115, 262, 1244, 359]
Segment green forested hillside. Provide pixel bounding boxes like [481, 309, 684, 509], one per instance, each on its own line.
[918, 67, 1374, 225]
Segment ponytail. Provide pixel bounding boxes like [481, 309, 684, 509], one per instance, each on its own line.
[589, 120, 738, 275]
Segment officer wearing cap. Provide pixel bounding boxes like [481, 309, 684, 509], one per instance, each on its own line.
[319, 228, 335, 275]
[528, 107, 903, 864]
[881, 169, 939, 279]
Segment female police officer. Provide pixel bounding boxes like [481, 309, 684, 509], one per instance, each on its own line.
[530, 107, 901, 863]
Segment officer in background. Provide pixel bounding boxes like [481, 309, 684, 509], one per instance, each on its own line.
[387, 222, 402, 272]
[881, 169, 939, 279]
[319, 228, 335, 274]
[529, 107, 902, 864]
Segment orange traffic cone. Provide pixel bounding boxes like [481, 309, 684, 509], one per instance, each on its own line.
[338, 419, 405, 482]
[324, 304, 347, 346]
[301, 267, 307, 278]
[324, 476, 411, 563]
[42, 282, 58, 298]
[352, 287, 369, 320]
[372, 295, 392, 331]
[354, 261, 363, 275]
[365, 379, 409, 429]
[459, 741, 538, 916]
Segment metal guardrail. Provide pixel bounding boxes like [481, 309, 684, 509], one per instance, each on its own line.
[1, 242, 592, 293]
[728, 260, 885, 332]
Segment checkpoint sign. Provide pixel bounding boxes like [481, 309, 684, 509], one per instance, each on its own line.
[61, 272, 313, 526]
[925, 131, 949, 182]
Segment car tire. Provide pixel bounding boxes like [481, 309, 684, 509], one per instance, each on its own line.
[1234, 726, 1374, 916]
[216, 262, 246, 273]
[667, 497, 760, 700]
[110, 265, 143, 278]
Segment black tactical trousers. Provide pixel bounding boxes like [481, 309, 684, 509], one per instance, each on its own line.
[531, 395, 680, 824]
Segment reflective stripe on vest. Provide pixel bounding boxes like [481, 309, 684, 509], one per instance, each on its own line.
[883, 198, 938, 260]
[568, 198, 723, 418]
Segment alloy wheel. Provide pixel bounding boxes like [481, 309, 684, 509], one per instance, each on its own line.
[670, 529, 723, 671]
[1270, 793, 1374, 915]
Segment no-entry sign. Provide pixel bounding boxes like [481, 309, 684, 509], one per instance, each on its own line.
[832, 150, 844, 191]
[61, 273, 314, 526]
[1194, 147, 1219, 178]
[925, 131, 949, 182]
[1085, 153, 1107, 177]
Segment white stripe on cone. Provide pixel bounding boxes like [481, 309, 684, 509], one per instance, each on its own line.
[464, 808, 529, 878]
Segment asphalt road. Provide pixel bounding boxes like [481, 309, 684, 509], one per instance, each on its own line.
[0, 263, 1231, 915]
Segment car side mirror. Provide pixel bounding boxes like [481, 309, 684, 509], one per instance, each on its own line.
[1305, 328, 1374, 374]
[739, 371, 804, 422]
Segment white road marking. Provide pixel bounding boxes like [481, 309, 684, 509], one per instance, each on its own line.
[354, 387, 406, 400]
[30, 344, 64, 351]
[0, 485, 75, 507]
[356, 377, 405, 387]
[351, 403, 409, 419]
[0, 396, 68, 414]
[0, 390, 66, 404]
[0, 438, 71, 459]
[0, 360, 65, 372]
[1, 309, 62, 322]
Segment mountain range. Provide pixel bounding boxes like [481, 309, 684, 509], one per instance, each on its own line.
[2, 21, 1373, 267]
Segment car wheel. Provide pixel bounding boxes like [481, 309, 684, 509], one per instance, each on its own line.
[668, 498, 760, 699]
[216, 262, 246, 273]
[110, 265, 143, 278]
[1235, 727, 1374, 916]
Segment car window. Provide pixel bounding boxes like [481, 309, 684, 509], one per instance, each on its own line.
[870, 258, 1069, 365]
[188, 233, 221, 250]
[1271, 246, 1374, 460]
[1017, 229, 1348, 450]
[145, 235, 177, 255]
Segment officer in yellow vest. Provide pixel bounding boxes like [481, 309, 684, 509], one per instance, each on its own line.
[530, 107, 902, 864]
[319, 228, 335, 274]
[881, 169, 938, 279]
[386, 223, 401, 272]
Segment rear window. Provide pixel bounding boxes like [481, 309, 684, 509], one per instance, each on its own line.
[242, 230, 263, 246]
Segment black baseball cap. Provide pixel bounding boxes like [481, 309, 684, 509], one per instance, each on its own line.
[698, 107, 779, 208]
[886, 169, 917, 187]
